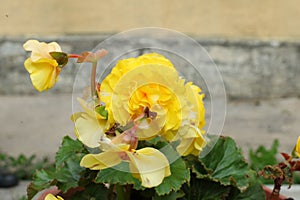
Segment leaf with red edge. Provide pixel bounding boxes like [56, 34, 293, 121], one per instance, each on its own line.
[281, 153, 291, 161]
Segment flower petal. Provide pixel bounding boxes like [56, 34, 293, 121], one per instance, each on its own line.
[23, 40, 62, 61]
[80, 152, 122, 170]
[24, 58, 59, 92]
[127, 147, 171, 188]
[45, 194, 64, 200]
[296, 136, 300, 157]
[73, 112, 106, 148]
[176, 127, 206, 156]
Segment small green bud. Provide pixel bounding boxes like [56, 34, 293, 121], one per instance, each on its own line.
[50, 52, 68, 67]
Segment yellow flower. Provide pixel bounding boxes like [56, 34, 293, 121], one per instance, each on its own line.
[23, 40, 63, 92]
[80, 141, 171, 188]
[100, 53, 190, 140]
[71, 97, 108, 148]
[45, 194, 64, 200]
[99, 53, 206, 156]
[295, 136, 300, 157]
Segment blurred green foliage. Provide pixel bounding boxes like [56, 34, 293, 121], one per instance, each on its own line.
[249, 139, 300, 184]
[0, 152, 53, 180]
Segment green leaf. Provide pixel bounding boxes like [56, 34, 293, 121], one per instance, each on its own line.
[95, 162, 143, 190]
[155, 145, 190, 196]
[182, 174, 231, 200]
[27, 169, 57, 200]
[55, 136, 86, 168]
[228, 172, 266, 200]
[28, 136, 87, 199]
[55, 163, 84, 192]
[95, 105, 108, 119]
[229, 183, 265, 200]
[70, 183, 110, 200]
[197, 136, 250, 191]
[53, 136, 86, 192]
[153, 190, 185, 200]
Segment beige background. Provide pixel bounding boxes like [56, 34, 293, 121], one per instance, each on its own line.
[1, 0, 300, 40]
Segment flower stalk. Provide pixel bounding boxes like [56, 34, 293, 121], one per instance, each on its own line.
[91, 61, 97, 98]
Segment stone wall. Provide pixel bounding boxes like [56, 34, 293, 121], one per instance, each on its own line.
[1, 35, 299, 99]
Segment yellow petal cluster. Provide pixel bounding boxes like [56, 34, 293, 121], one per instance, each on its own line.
[23, 40, 62, 92]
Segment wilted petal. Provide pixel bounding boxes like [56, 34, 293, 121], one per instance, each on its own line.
[23, 40, 61, 61]
[127, 147, 170, 188]
[24, 58, 59, 92]
[80, 152, 122, 170]
[73, 112, 106, 148]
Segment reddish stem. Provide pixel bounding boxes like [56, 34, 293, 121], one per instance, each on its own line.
[68, 54, 81, 58]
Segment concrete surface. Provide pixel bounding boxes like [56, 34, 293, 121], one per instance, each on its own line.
[0, 94, 300, 199]
[1, 36, 300, 99]
[1, 94, 299, 158]
[0, 181, 29, 200]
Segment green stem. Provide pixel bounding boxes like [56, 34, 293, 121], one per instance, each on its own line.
[116, 184, 131, 200]
[116, 184, 125, 200]
[91, 61, 97, 97]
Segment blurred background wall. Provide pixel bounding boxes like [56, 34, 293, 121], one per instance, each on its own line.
[2, 0, 300, 40]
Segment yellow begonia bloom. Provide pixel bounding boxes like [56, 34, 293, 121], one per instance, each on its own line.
[72, 98, 108, 148]
[295, 136, 300, 157]
[23, 40, 62, 92]
[100, 54, 191, 140]
[45, 194, 64, 200]
[80, 142, 171, 188]
[99, 53, 206, 156]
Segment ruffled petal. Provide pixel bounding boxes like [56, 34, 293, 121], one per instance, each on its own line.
[80, 152, 122, 170]
[24, 58, 59, 92]
[127, 147, 170, 188]
[176, 127, 206, 156]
